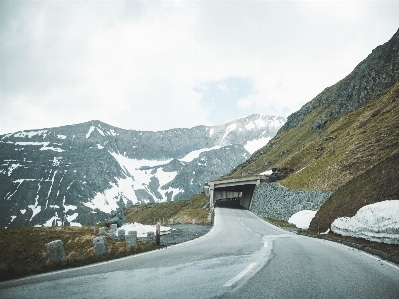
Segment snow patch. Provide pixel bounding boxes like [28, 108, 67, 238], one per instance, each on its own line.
[245, 117, 268, 130]
[29, 181, 42, 221]
[155, 168, 178, 187]
[209, 128, 214, 137]
[57, 135, 67, 139]
[13, 130, 47, 138]
[86, 126, 95, 138]
[14, 141, 63, 152]
[83, 177, 139, 214]
[20, 209, 26, 214]
[97, 144, 104, 149]
[116, 223, 171, 238]
[6, 180, 24, 200]
[7, 163, 22, 176]
[260, 170, 273, 175]
[15, 141, 49, 146]
[288, 210, 318, 229]
[64, 204, 77, 213]
[295, 166, 307, 174]
[43, 215, 61, 227]
[331, 200, 399, 244]
[162, 187, 184, 199]
[40, 145, 64, 152]
[96, 127, 105, 136]
[180, 146, 221, 163]
[110, 151, 171, 177]
[221, 123, 237, 141]
[52, 157, 62, 166]
[244, 137, 271, 154]
[28, 203, 41, 221]
[109, 129, 118, 136]
[66, 213, 79, 223]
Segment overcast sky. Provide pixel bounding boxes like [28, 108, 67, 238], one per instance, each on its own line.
[1, 0, 398, 134]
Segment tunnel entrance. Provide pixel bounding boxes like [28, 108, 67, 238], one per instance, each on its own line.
[207, 176, 265, 210]
[214, 198, 245, 209]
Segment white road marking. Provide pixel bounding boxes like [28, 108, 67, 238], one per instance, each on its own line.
[256, 234, 261, 237]
[247, 228, 252, 231]
[240, 221, 245, 226]
[264, 242, 268, 248]
[224, 262, 257, 287]
[361, 252, 399, 271]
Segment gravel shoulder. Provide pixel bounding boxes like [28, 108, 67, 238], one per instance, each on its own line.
[160, 224, 213, 246]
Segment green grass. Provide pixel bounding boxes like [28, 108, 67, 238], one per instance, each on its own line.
[124, 193, 210, 225]
[309, 151, 399, 233]
[223, 81, 399, 193]
[0, 226, 159, 281]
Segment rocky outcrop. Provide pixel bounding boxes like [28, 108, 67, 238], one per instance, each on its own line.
[105, 213, 127, 228]
[280, 28, 399, 133]
[250, 183, 331, 221]
[266, 168, 294, 182]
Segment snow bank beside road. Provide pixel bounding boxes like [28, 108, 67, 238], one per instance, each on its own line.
[331, 200, 399, 245]
[116, 223, 171, 238]
[288, 210, 317, 229]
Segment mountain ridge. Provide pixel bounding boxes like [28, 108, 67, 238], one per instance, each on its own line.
[0, 114, 285, 228]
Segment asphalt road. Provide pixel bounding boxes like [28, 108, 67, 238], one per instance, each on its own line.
[1, 199, 399, 298]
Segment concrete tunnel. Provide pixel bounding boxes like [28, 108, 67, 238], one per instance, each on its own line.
[207, 176, 264, 210]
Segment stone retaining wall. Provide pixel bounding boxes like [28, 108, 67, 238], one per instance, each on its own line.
[250, 182, 332, 221]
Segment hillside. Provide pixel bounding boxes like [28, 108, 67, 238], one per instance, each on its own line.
[220, 28, 399, 231]
[309, 151, 399, 233]
[0, 114, 284, 228]
[123, 193, 210, 225]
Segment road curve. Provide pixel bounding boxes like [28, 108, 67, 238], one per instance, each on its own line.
[1, 200, 399, 298]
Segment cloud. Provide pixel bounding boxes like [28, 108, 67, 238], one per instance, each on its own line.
[1, 1, 398, 134]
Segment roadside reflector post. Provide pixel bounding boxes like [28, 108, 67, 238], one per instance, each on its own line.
[156, 222, 161, 245]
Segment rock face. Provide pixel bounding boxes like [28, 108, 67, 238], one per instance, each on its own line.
[0, 114, 285, 228]
[280, 28, 399, 133]
[250, 183, 331, 221]
[105, 213, 127, 228]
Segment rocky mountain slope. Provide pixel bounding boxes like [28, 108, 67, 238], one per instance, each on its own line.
[221, 29, 399, 232]
[0, 114, 285, 228]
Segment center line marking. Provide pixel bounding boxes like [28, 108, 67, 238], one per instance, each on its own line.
[224, 262, 257, 287]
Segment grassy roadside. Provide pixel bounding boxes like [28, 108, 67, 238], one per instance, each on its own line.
[0, 194, 211, 282]
[264, 218, 399, 263]
[123, 193, 211, 225]
[0, 226, 160, 281]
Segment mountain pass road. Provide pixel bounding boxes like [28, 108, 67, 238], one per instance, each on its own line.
[1, 200, 399, 298]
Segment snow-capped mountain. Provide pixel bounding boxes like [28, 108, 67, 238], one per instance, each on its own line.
[0, 114, 285, 228]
